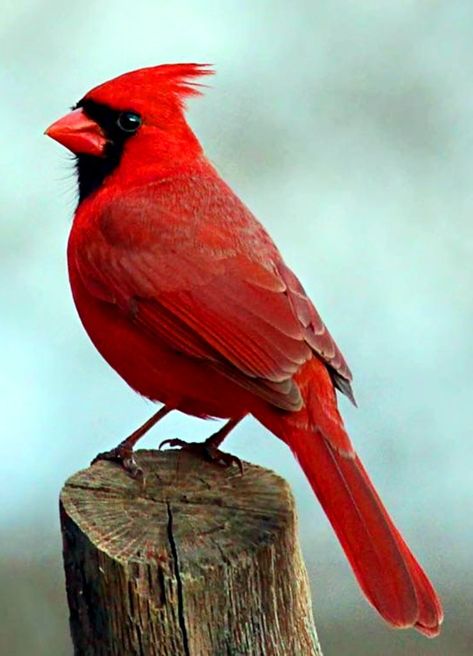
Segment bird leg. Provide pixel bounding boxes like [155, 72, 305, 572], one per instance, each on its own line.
[159, 416, 244, 474]
[92, 405, 171, 479]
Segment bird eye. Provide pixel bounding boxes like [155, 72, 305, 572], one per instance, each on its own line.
[117, 112, 142, 133]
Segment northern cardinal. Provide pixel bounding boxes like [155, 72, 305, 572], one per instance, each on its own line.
[45, 64, 442, 636]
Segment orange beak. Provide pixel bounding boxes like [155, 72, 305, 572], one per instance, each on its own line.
[45, 108, 106, 156]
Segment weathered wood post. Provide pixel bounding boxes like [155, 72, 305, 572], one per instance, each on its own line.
[60, 449, 323, 655]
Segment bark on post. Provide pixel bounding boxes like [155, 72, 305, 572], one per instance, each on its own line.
[60, 449, 323, 656]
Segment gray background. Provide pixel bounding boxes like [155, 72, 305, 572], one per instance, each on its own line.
[1, 1, 472, 654]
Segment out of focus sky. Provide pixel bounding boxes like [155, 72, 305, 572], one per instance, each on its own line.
[2, 1, 472, 654]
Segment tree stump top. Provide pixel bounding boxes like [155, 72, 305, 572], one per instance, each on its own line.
[60, 449, 321, 656]
[61, 449, 295, 567]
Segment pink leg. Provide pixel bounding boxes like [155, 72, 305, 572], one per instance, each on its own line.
[92, 405, 171, 478]
[159, 416, 245, 473]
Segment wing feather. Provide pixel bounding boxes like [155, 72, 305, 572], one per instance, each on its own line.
[73, 173, 353, 409]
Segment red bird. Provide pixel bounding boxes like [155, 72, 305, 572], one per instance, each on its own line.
[46, 64, 442, 636]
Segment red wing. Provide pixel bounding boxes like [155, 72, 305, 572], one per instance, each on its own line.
[73, 174, 353, 409]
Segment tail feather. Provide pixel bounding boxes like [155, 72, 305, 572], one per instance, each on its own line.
[261, 413, 443, 636]
[371, 483, 443, 637]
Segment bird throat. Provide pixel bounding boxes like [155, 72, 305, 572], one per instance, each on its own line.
[75, 150, 123, 203]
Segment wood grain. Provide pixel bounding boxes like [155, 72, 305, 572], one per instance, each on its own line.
[60, 449, 322, 655]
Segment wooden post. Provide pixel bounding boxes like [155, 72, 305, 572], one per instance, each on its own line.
[60, 449, 323, 656]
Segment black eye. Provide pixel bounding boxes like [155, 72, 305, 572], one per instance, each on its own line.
[117, 112, 142, 133]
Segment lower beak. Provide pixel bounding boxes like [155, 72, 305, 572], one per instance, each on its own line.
[45, 108, 106, 156]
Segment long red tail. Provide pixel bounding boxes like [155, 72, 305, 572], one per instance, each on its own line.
[258, 393, 443, 635]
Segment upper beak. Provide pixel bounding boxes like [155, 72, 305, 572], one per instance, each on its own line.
[44, 108, 106, 156]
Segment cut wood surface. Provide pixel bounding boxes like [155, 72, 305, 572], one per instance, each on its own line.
[60, 449, 322, 656]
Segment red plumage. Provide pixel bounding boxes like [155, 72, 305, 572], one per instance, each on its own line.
[259, 356, 442, 636]
[46, 64, 443, 636]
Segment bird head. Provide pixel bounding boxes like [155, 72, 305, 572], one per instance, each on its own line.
[45, 63, 213, 200]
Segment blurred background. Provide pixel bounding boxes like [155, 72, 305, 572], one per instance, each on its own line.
[2, 1, 472, 654]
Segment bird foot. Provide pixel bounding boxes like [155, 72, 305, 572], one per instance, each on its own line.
[91, 444, 144, 482]
[159, 438, 243, 474]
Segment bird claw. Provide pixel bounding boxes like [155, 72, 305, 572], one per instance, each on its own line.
[91, 445, 144, 482]
[158, 438, 183, 451]
[159, 437, 243, 474]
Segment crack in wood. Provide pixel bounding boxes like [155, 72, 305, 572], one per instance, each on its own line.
[166, 501, 190, 656]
